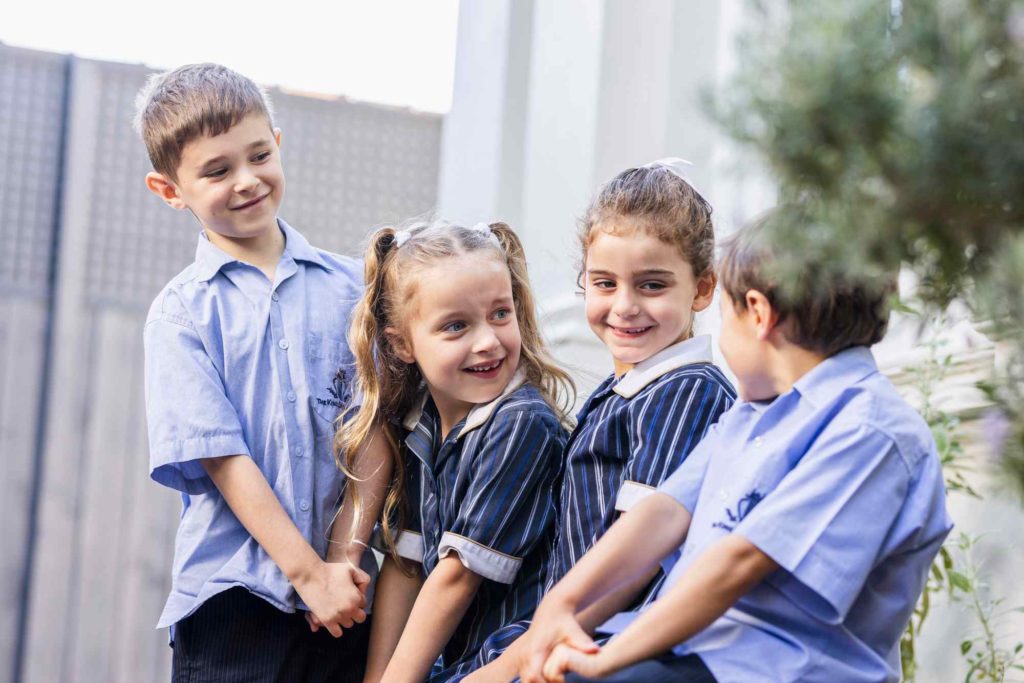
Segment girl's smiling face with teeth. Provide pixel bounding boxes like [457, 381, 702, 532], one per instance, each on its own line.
[390, 253, 522, 433]
[584, 222, 715, 375]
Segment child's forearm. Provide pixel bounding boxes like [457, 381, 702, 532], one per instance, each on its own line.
[592, 534, 779, 673]
[381, 555, 483, 683]
[201, 454, 322, 581]
[546, 494, 690, 614]
[364, 556, 424, 683]
[329, 425, 393, 564]
[575, 564, 661, 634]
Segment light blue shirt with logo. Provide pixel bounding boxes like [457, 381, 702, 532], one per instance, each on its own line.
[601, 347, 953, 682]
[144, 219, 367, 630]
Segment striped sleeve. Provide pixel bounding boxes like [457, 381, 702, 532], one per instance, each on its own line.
[616, 374, 733, 513]
[439, 407, 565, 584]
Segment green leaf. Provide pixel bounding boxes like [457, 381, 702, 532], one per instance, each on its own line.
[949, 571, 971, 592]
[961, 640, 973, 655]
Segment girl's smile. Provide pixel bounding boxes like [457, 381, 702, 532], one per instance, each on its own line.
[391, 254, 522, 435]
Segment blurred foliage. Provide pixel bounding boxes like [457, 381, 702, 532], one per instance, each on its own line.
[713, 0, 1024, 493]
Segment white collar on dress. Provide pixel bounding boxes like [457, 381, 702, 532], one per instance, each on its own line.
[401, 369, 527, 438]
[613, 335, 714, 399]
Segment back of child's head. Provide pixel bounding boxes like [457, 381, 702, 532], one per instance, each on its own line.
[579, 162, 716, 282]
[336, 221, 573, 563]
[133, 63, 274, 179]
[719, 208, 894, 357]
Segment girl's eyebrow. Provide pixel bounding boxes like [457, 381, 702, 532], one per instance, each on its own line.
[586, 268, 676, 277]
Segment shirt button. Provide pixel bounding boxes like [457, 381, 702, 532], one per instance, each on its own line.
[286, 391, 296, 402]
[719, 489, 728, 501]
[295, 446, 304, 457]
[754, 436, 763, 447]
[299, 500, 310, 512]
[278, 339, 290, 350]
[271, 292, 279, 301]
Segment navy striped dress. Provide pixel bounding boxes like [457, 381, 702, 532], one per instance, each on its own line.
[460, 336, 735, 678]
[391, 376, 568, 682]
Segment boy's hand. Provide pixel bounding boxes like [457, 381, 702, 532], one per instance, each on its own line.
[518, 601, 597, 683]
[542, 643, 610, 683]
[295, 560, 370, 637]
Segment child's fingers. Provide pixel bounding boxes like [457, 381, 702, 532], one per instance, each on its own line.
[304, 611, 321, 632]
[351, 565, 371, 590]
[349, 607, 367, 624]
[562, 622, 599, 654]
[541, 644, 575, 683]
[323, 620, 343, 638]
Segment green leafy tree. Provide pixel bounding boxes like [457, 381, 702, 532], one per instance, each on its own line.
[714, 0, 1024, 491]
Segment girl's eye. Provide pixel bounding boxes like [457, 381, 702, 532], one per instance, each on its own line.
[592, 279, 615, 290]
[493, 308, 512, 321]
[442, 321, 466, 333]
[640, 281, 667, 291]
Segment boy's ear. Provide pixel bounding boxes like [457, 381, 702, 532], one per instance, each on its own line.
[691, 271, 717, 312]
[145, 172, 187, 210]
[384, 326, 415, 364]
[745, 289, 780, 340]
[274, 127, 282, 147]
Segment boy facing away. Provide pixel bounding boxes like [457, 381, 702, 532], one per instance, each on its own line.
[138, 63, 379, 682]
[514, 211, 953, 683]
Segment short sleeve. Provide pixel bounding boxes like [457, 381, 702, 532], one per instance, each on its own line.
[734, 424, 909, 623]
[439, 408, 565, 584]
[144, 309, 249, 494]
[394, 462, 426, 562]
[617, 376, 733, 513]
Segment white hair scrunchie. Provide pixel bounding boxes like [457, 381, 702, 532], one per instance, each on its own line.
[393, 229, 412, 248]
[470, 222, 502, 248]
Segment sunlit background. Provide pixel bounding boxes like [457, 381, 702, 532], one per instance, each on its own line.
[2, 2, 1021, 682]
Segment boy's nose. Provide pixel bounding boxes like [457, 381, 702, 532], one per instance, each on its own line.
[234, 170, 260, 193]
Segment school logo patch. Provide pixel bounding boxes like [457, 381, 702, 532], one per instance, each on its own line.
[317, 367, 352, 409]
[712, 489, 765, 532]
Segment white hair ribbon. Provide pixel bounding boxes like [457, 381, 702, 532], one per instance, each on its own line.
[642, 157, 703, 196]
[393, 230, 412, 248]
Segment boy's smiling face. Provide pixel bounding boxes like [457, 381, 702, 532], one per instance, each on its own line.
[148, 113, 285, 250]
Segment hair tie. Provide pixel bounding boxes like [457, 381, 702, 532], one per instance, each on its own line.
[393, 230, 412, 248]
[642, 157, 702, 196]
[470, 222, 502, 248]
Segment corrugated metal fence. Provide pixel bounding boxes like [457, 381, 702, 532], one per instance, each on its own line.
[0, 45, 441, 683]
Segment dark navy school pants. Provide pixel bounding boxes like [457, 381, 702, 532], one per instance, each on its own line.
[171, 587, 369, 683]
[564, 653, 716, 683]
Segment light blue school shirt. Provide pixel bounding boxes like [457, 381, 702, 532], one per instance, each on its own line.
[601, 346, 953, 682]
[144, 219, 366, 630]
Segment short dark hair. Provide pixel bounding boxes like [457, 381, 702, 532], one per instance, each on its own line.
[133, 63, 274, 179]
[719, 209, 895, 357]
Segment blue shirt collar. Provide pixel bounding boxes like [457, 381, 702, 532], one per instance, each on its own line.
[193, 218, 331, 283]
[791, 346, 879, 407]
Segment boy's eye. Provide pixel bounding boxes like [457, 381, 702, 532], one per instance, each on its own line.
[205, 168, 228, 178]
[253, 151, 271, 162]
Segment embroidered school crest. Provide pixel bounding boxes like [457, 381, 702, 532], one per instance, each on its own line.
[317, 367, 352, 409]
[712, 489, 765, 532]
